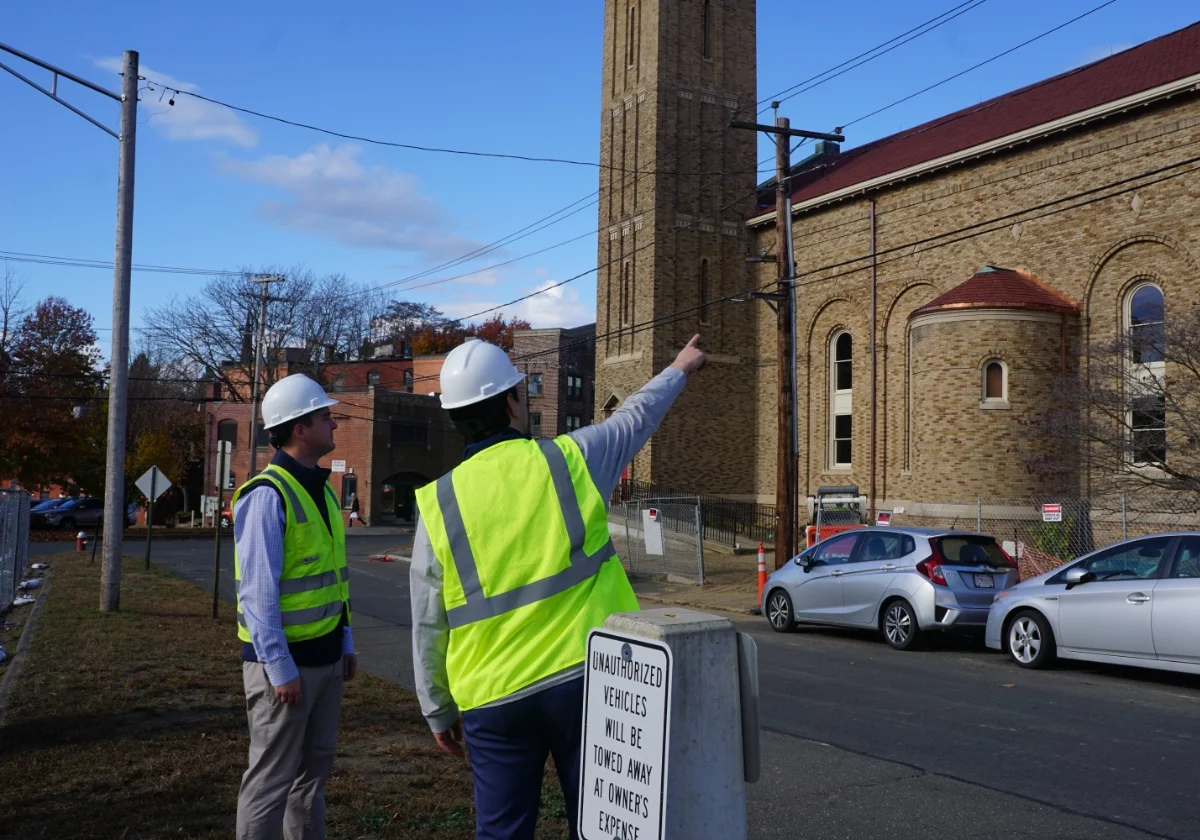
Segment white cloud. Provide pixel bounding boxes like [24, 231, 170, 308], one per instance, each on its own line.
[93, 57, 257, 147]
[219, 144, 488, 261]
[437, 279, 591, 329]
[1076, 43, 1134, 67]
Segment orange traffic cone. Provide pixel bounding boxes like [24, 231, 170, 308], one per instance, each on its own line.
[756, 541, 768, 607]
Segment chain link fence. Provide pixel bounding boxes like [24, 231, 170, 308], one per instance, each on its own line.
[888, 495, 1200, 580]
[0, 489, 31, 611]
[616, 479, 775, 547]
[617, 496, 706, 584]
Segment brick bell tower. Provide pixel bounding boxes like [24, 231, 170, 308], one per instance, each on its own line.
[595, 0, 759, 492]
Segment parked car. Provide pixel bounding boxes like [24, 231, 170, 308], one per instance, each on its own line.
[29, 497, 73, 528]
[986, 532, 1200, 674]
[43, 497, 105, 530]
[762, 527, 1020, 650]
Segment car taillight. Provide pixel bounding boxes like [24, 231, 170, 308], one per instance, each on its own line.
[916, 541, 948, 586]
[998, 545, 1022, 583]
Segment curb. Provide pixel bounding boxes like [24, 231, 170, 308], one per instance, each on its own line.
[0, 567, 52, 728]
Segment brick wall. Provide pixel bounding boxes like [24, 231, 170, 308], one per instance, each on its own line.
[513, 326, 597, 438]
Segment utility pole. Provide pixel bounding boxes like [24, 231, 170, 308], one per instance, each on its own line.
[246, 274, 286, 478]
[0, 42, 138, 611]
[731, 110, 844, 570]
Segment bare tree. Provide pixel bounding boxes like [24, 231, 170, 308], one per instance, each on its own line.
[1023, 307, 1200, 501]
[142, 268, 389, 400]
[0, 261, 30, 386]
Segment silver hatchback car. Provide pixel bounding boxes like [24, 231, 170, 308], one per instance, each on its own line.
[986, 531, 1200, 674]
[762, 527, 1020, 649]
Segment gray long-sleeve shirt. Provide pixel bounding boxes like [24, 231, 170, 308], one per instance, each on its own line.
[410, 366, 688, 733]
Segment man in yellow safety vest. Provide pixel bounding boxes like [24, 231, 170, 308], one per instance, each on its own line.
[411, 335, 707, 839]
[232, 373, 356, 840]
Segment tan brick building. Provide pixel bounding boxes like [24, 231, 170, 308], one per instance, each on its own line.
[594, 7, 1200, 510]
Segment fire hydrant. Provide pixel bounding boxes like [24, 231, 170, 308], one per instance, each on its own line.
[76, 531, 88, 552]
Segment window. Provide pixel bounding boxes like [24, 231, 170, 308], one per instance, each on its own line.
[1071, 536, 1174, 582]
[701, 0, 712, 59]
[566, 414, 583, 432]
[831, 331, 852, 467]
[814, 533, 860, 565]
[255, 425, 270, 450]
[217, 419, 238, 451]
[390, 422, 428, 445]
[699, 259, 710, 324]
[936, 536, 1015, 568]
[403, 369, 414, 393]
[341, 475, 358, 510]
[528, 373, 544, 397]
[984, 362, 1005, 400]
[857, 533, 915, 563]
[1171, 536, 1200, 579]
[622, 263, 633, 327]
[329, 375, 346, 393]
[530, 412, 543, 438]
[1125, 283, 1167, 465]
[367, 370, 380, 387]
[626, 5, 638, 68]
[566, 375, 584, 400]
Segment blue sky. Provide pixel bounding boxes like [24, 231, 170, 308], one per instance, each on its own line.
[2, 0, 1196, 355]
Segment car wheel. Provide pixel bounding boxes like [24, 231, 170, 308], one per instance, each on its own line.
[1006, 610, 1055, 669]
[60, 517, 76, 530]
[765, 589, 794, 633]
[881, 599, 922, 651]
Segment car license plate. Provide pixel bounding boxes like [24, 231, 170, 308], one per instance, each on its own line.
[974, 574, 994, 588]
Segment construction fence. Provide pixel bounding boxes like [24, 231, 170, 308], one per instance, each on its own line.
[887, 495, 1200, 579]
[616, 479, 775, 549]
[616, 496, 706, 584]
[0, 489, 31, 611]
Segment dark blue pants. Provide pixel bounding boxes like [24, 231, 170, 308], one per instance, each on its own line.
[462, 677, 583, 840]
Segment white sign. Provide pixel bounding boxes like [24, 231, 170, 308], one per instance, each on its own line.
[331, 460, 347, 473]
[1042, 504, 1063, 523]
[216, 440, 232, 490]
[202, 496, 218, 517]
[580, 631, 672, 840]
[135, 466, 172, 502]
[641, 509, 665, 556]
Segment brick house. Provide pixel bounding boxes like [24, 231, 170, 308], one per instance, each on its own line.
[512, 326, 597, 439]
[596, 4, 1200, 509]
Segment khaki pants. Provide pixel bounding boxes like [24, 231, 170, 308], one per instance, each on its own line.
[236, 661, 343, 840]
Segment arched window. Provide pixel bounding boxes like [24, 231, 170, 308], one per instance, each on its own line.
[982, 360, 1007, 403]
[217, 419, 238, 451]
[831, 332, 852, 468]
[699, 259, 710, 324]
[627, 5, 639, 69]
[702, 0, 712, 59]
[1126, 283, 1166, 465]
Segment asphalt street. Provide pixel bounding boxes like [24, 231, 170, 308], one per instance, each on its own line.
[38, 536, 1200, 839]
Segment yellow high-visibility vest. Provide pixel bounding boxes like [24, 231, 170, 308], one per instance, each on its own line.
[416, 436, 638, 711]
[233, 464, 350, 643]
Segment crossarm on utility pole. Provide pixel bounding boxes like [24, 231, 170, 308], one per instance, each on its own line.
[728, 120, 845, 143]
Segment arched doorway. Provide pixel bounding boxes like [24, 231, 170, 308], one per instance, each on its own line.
[379, 471, 429, 524]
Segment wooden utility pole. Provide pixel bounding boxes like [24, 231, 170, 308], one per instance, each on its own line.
[731, 112, 844, 569]
[246, 274, 287, 478]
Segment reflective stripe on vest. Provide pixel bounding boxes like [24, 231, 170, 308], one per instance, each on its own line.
[438, 440, 617, 629]
[232, 464, 350, 643]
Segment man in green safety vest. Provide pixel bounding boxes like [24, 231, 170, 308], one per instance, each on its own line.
[411, 334, 708, 839]
[232, 373, 356, 840]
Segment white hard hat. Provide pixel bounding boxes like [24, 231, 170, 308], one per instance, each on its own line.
[261, 374, 339, 429]
[438, 339, 525, 410]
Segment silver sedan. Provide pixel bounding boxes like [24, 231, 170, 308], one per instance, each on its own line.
[986, 532, 1200, 674]
[762, 527, 1019, 650]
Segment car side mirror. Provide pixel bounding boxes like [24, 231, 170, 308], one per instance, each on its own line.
[795, 555, 814, 572]
[1064, 567, 1094, 589]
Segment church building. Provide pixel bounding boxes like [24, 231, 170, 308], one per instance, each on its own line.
[594, 2, 1200, 512]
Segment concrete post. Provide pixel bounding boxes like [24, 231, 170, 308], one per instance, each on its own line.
[603, 608, 748, 840]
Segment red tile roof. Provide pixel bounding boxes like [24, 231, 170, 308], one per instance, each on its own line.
[783, 21, 1200, 208]
[911, 266, 1079, 317]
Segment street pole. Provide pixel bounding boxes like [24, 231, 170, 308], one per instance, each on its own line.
[730, 114, 844, 570]
[212, 441, 229, 620]
[144, 469, 156, 571]
[247, 274, 285, 478]
[101, 50, 138, 611]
